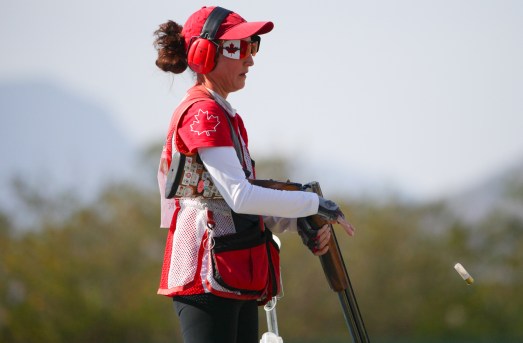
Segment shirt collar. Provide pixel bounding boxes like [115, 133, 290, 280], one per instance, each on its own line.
[206, 87, 237, 117]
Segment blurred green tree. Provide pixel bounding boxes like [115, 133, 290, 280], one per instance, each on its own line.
[1, 154, 523, 343]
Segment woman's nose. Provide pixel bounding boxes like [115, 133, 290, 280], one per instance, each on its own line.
[244, 54, 254, 66]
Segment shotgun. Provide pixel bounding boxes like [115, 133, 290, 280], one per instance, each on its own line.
[250, 179, 370, 343]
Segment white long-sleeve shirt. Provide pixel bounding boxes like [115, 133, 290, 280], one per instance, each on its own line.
[199, 146, 319, 232]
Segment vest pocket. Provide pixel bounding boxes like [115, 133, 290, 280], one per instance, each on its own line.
[211, 229, 269, 294]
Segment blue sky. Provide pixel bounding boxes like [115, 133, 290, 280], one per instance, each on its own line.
[1, 0, 522, 200]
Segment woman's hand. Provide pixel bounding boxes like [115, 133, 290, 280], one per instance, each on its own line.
[313, 217, 355, 256]
[313, 224, 332, 256]
[297, 209, 356, 256]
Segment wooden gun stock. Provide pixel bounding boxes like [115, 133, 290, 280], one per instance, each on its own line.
[250, 179, 370, 343]
[249, 179, 303, 191]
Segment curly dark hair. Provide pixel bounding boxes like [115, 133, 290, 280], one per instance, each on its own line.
[153, 20, 187, 74]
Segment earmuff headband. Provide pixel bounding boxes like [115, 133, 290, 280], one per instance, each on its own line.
[200, 6, 232, 41]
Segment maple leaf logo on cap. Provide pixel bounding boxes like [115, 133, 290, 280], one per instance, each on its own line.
[190, 109, 221, 136]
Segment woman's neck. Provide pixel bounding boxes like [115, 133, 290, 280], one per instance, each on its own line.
[200, 79, 227, 99]
[202, 76, 230, 99]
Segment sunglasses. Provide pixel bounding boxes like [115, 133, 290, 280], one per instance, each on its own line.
[219, 35, 261, 60]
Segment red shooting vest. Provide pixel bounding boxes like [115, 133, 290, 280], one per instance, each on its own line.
[157, 85, 280, 304]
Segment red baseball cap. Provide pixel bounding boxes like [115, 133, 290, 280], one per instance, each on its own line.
[182, 6, 274, 49]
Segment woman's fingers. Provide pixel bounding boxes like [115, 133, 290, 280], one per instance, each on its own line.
[337, 216, 355, 236]
[312, 217, 356, 256]
[313, 224, 331, 256]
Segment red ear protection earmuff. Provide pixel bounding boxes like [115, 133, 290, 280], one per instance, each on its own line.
[187, 7, 232, 74]
[187, 38, 218, 74]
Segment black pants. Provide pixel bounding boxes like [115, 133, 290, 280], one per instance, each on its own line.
[173, 294, 259, 343]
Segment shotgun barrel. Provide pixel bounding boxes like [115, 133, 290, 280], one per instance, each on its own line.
[250, 179, 370, 342]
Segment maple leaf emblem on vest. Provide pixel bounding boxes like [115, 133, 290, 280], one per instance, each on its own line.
[190, 109, 221, 136]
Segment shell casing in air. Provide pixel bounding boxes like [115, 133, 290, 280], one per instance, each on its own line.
[454, 263, 474, 285]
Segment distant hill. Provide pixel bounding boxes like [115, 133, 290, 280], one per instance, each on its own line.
[0, 79, 138, 222]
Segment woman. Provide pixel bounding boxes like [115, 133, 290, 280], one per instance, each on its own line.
[154, 6, 355, 343]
